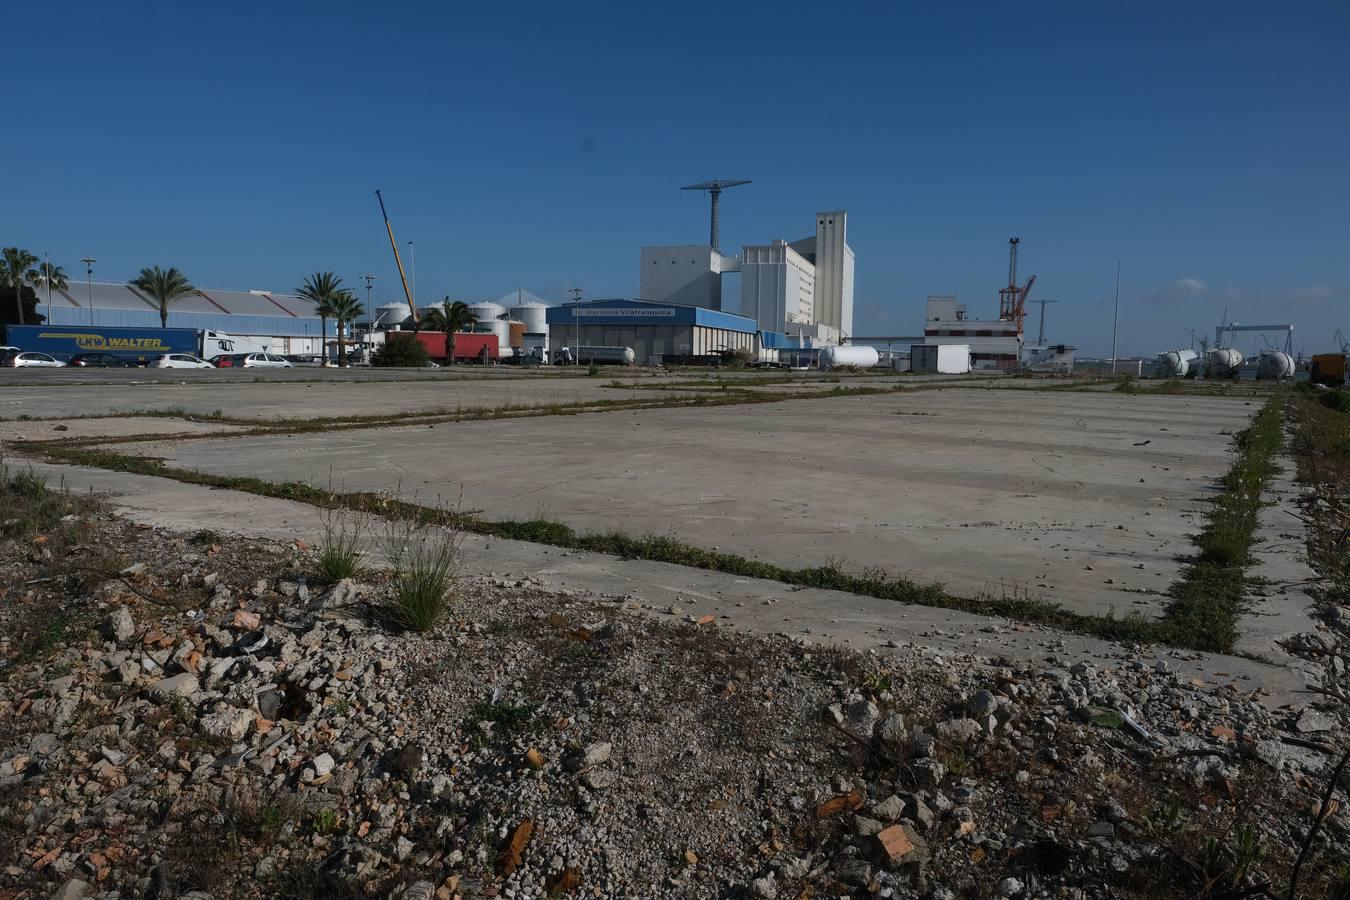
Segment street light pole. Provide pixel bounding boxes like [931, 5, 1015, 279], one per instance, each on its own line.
[569, 286, 583, 365]
[1110, 262, 1121, 375]
[359, 273, 376, 321]
[81, 257, 97, 325]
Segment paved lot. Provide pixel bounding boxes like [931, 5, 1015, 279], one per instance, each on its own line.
[0, 377, 684, 420]
[126, 387, 1259, 619]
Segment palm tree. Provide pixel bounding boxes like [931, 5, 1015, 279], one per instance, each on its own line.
[130, 266, 194, 328]
[31, 261, 68, 311]
[0, 247, 39, 325]
[420, 299, 479, 365]
[328, 289, 364, 367]
[296, 272, 344, 366]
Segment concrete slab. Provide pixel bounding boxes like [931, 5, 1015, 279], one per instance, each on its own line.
[0, 377, 683, 421]
[26, 459, 1312, 707]
[124, 387, 1259, 620]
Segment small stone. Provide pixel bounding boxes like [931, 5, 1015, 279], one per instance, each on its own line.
[568, 741, 612, 771]
[312, 752, 335, 778]
[201, 706, 254, 741]
[854, 815, 885, 836]
[232, 609, 260, 630]
[148, 672, 199, 699]
[876, 823, 922, 863]
[100, 606, 135, 644]
[910, 796, 935, 830]
[876, 713, 906, 746]
[525, 748, 545, 769]
[847, 699, 881, 737]
[934, 718, 983, 744]
[1295, 709, 1335, 733]
[967, 689, 998, 719]
[1088, 821, 1115, 838]
[872, 794, 906, 822]
[750, 871, 778, 899]
[49, 879, 92, 900]
[997, 876, 1025, 897]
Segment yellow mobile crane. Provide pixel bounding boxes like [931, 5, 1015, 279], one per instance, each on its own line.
[375, 190, 418, 328]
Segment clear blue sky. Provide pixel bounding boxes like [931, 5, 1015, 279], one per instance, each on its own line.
[7, 1, 1348, 356]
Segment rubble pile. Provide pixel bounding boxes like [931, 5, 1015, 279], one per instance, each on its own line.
[1, 510, 1346, 899]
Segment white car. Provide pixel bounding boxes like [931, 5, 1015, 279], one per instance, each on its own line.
[1, 351, 65, 368]
[213, 352, 293, 369]
[153, 353, 214, 369]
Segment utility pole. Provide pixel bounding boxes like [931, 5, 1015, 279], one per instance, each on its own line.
[569, 286, 584, 365]
[1110, 262, 1121, 375]
[1030, 299, 1058, 347]
[81, 257, 97, 326]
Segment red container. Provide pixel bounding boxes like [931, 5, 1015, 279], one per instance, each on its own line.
[385, 331, 498, 361]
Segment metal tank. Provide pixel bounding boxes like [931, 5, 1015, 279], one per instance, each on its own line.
[466, 303, 508, 352]
[373, 303, 411, 328]
[1155, 348, 1198, 378]
[508, 302, 548, 336]
[819, 345, 880, 369]
[1205, 347, 1244, 379]
[1256, 350, 1295, 380]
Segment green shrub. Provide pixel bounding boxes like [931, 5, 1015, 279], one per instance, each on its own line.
[371, 335, 431, 368]
[1321, 389, 1350, 414]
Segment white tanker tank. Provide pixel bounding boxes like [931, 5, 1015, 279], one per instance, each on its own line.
[819, 345, 880, 370]
[1205, 347, 1244, 379]
[1256, 350, 1295, 380]
[1155, 348, 1199, 378]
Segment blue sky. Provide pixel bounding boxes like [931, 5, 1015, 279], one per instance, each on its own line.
[6, 1, 1348, 356]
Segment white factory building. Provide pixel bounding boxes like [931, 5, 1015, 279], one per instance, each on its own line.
[640, 211, 855, 346]
[922, 295, 1021, 369]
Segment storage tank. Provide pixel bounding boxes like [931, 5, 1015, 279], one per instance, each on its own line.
[1155, 348, 1198, 378]
[466, 303, 507, 351]
[508, 302, 548, 336]
[1256, 350, 1295, 380]
[508, 321, 526, 349]
[819, 345, 881, 370]
[1205, 347, 1244, 379]
[373, 303, 412, 329]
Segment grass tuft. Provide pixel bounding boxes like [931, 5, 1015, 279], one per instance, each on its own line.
[384, 524, 460, 631]
[314, 508, 371, 582]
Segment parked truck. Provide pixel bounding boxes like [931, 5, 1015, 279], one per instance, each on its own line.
[4, 325, 268, 364]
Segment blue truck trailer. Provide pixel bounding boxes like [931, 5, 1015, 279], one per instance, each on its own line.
[4, 325, 261, 363]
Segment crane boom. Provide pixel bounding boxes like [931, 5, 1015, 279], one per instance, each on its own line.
[375, 190, 417, 326]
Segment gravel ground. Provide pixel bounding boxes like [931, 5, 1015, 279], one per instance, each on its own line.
[1, 503, 1347, 900]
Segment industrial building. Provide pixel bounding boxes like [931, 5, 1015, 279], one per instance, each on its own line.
[641, 209, 856, 346]
[545, 298, 758, 365]
[922, 295, 1022, 369]
[34, 281, 328, 354]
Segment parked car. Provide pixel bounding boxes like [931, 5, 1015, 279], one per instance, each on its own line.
[68, 352, 136, 368]
[1, 351, 65, 368]
[283, 354, 325, 367]
[213, 353, 293, 369]
[152, 353, 214, 369]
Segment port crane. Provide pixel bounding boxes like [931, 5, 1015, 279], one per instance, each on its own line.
[998, 237, 1036, 333]
[680, 179, 751, 253]
[374, 190, 418, 328]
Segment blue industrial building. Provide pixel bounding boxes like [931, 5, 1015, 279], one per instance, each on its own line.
[35, 280, 329, 353]
[545, 298, 802, 364]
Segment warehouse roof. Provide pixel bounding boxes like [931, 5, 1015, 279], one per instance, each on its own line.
[36, 281, 320, 318]
[544, 298, 758, 332]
